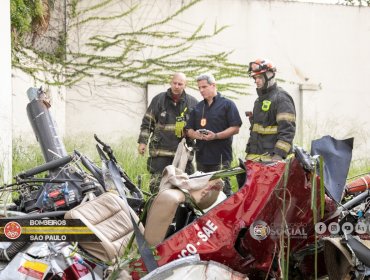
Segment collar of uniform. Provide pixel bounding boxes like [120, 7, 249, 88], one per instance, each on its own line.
[167, 88, 186, 102]
[204, 92, 220, 107]
[256, 83, 277, 98]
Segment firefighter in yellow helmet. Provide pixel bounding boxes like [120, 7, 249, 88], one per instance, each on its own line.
[245, 59, 296, 161]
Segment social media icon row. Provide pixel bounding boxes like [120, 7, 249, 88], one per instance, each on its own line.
[315, 222, 369, 235]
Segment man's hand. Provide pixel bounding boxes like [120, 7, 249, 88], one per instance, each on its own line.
[245, 111, 253, 125]
[271, 154, 283, 161]
[197, 129, 219, 141]
[138, 143, 147, 155]
[245, 111, 253, 118]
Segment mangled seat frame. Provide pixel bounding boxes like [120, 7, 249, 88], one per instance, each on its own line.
[65, 192, 144, 262]
[64, 167, 224, 261]
[144, 165, 225, 246]
[144, 138, 226, 246]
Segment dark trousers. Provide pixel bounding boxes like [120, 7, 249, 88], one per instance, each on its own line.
[196, 161, 232, 196]
[147, 156, 194, 193]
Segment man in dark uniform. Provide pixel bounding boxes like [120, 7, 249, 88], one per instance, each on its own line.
[186, 73, 242, 196]
[246, 59, 296, 161]
[138, 73, 198, 193]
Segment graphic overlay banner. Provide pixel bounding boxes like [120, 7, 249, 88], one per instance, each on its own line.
[0, 219, 100, 242]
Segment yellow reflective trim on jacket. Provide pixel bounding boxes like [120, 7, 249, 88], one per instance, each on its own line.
[149, 149, 176, 157]
[252, 124, 278, 135]
[246, 154, 272, 161]
[275, 140, 291, 153]
[276, 113, 296, 122]
[161, 124, 176, 131]
[180, 107, 188, 117]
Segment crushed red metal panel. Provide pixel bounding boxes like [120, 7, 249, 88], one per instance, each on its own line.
[133, 158, 327, 279]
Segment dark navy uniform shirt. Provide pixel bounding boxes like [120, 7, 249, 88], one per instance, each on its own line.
[186, 93, 242, 165]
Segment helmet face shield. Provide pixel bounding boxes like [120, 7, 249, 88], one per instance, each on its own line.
[248, 59, 276, 77]
[249, 62, 267, 76]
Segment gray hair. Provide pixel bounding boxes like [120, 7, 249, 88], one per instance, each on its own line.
[196, 73, 216, 84]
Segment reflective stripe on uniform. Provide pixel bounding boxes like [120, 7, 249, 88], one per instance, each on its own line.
[252, 124, 278, 135]
[155, 124, 176, 132]
[161, 124, 176, 131]
[275, 140, 291, 153]
[139, 130, 150, 138]
[246, 153, 294, 161]
[246, 154, 272, 161]
[149, 149, 176, 157]
[276, 113, 296, 122]
[144, 112, 156, 123]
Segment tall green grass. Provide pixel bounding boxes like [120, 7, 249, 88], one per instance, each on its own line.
[10, 136, 370, 192]
[347, 158, 370, 181]
[12, 136, 151, 192]
[12, 137, 45, 175]
[64, 135, 152, 192]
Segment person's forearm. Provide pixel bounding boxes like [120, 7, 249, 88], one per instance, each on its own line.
[216, 126, 240, 139]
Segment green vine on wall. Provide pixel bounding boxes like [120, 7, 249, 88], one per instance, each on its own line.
[11, 0, 51, 48]
[11, 0, 250, 93]
[342, 0, 370, 5]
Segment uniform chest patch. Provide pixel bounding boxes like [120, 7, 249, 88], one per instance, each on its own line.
[262, 100, 271, 112]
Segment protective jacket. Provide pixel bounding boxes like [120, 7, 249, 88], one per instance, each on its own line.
[246, 83, 296, 159]
[138, 89, 198, 158]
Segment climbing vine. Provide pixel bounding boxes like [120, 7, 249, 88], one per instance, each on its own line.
[11, 0, 250, 93]
[342, 0, 370, 5]
[10, 0, 48, 47]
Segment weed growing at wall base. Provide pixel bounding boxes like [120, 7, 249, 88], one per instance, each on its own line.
[11, 136, 370, 195]
[12, 135, 151, 193]
[12, 137, 45, 175]
[64, 135, 151, 193]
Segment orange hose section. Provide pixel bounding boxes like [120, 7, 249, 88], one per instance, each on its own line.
[346, 174, 370, 194]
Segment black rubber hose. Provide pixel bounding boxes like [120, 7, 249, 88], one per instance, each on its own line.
[75, 151, 105, 188]
[347, 234, 370, 267]
[18, 155, 73, 178]
[0, 242, 29, 261]
[81, 261, 96, 280]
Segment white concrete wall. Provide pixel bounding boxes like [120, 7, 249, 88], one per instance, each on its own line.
[65, 82, 146, 140]
[12, 0, 370, 162]
[170, 0, 370, 161]
[0, 0, 12, 183]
